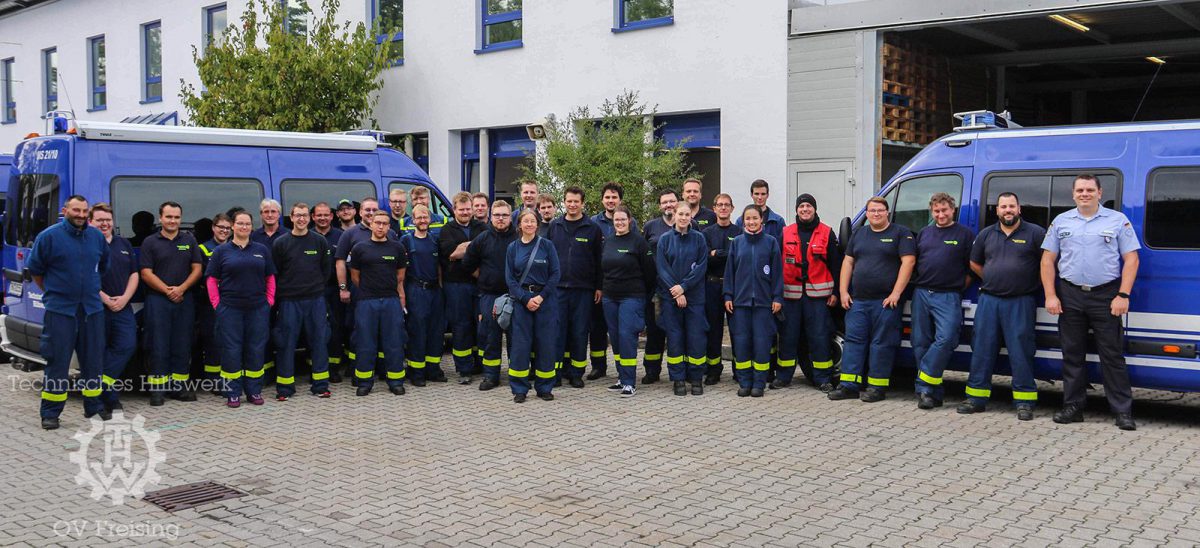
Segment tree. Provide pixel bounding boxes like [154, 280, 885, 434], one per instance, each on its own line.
[180, 0, 390, 133]
[523, 90, 694, 222]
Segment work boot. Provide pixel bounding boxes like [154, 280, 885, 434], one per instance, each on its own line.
[769, 379, 790, 390]
[816, 383, 834, 393]
[690, 382, 703, 396]
[1114, 413, 1136, 431]
[586, 370, 606, 381]
[704, 374, 720, 386]
[827, 386, 858, 401]
[390, 385, 406, 396]
[860, 388, 886, 403]
[569, 377, 585, 389]
[1016, 406, 1034, 421]
[917, 394, 942, 410]
[642, 373, 660, 385]
[737, 387, 751, 397]
[513, 393, 526, 403]
[329, 370, 343, 384]
[149, 392, 165, 407]
[1052, 404, 1084, 424]
[673, 381, 687, 396]
[174, 390, 197, 402]
[957, 400, 986, 414]
[356, 385, 372, 397]
[750, 388, 764, 398]
[478, 378, 499, 391]
[410, 378, 427, 388]
[537, 392, 554, 401]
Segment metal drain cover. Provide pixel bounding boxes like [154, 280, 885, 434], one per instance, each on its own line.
[142, 481, 246, 511]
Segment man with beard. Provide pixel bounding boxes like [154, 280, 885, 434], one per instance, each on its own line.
[312, 202, 347, 382]
[775, 194, 841, 391]
[439, 192, 486, 384]
[472, 192, 490, 223]
[682, 178, 717, 229]
[463, 200, 518, 391]
[959, 192, 1045, 420]
[336, 199, 358, 231]
[640, 188, 684, 383]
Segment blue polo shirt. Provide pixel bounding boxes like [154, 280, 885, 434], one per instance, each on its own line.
[206, 240, 276, 309]
[846, 223, 916, 300]
[914, 223, 975, 292]
[251, 226, 283, 248]
[971, 220, 1046, 298]
[26, 219, 109, 316]
[101, 235, 136, 297]
[1042, 206, 1141, 287]
[139, 231, 203, 287]
[335, 223, 398, 266]
[350, 239, 409, 299]
[692, 207, 718, 230]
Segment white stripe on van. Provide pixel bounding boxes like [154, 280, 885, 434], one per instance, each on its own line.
[900, 342, 1200, 371]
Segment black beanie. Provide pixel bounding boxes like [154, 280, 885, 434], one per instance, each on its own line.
[795, 193, 817, 209]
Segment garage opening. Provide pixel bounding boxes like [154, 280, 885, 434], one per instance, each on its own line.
[878, 1, 1200, 182]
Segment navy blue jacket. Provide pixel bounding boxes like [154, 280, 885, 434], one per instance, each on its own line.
[545, 215, 604, 290]
[26, 219, 109, 316]
[505, 236, 561, 305]
[438, 218, 485, 284]
[655, 227, 709, 300]
[722, 231, 783, 308]
[463, 225, 517, 295]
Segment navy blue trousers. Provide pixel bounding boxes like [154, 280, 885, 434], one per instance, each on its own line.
[704, 280, 728, 377]
[911, 289, 963, 400]
[353, 297, 406, 389]
[196, 296, 221, 380]
[100, 307, 137, 408]
[839, 299, 902, 391]
[144, 292, 195, 393]
[776, 296, 835, 386]
[40, 307, 104, 419]
[509, 297, 557, 396]
[555, 288, 594, 380]
[730, 306, 776, 390]
[602, 295, 645, 387]
[217, 302, 270, 398]
[589, 301, 608, 373]
[444, 282, 476, 376]
[276, 297, 330, 396]
[477, 293, 511, 382]
[405, 283, 445, 382]
[641, 296, 666, 377]
[660, 296, 707, 383]
[324, 284, 346, 372]
[967, 293, 1039, 407]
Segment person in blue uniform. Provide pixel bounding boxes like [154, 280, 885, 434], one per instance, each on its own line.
[438, 192, 485, 384]
[829, 197, 916, 403]
[775, 194, 841, 391]
[401, 205, 446, 387]
[724, 205, 783, 397]
[349, 211, 409, 396]
[27, 195, 108, 430]
[911, 193, 975, 410]
[735, 179, 785, 247]
[505, 209, 561, 403]
[640, 189, 681, 383]
[252, 199, 284, 375]
[682, 178, 718, 229]
[206, 210, 276, 408]
[588, 182, 640, 379]
[389, 188, 410, 233]
[197, 213, 231, 385]
[89, 203, 139, 414]
[702, 193, 739, 384]
[546, 186, 604, 388]
[139, 201, 203, 406]
[600, 206, 655, 397]
[1041, 174, 1140, 431]
[272, 202, 332, 400]
[463, 200, 518, 391]
[311, 202, 346, 382]
[334, 197, 396, 382]
[409, 186, 447, 237]
[656, 205, 710, 396]
[959, 192, 1045, 420]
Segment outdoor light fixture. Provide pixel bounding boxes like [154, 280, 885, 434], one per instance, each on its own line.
[1146, 56, 1167, 65]
[1049, 14, 1090, 33]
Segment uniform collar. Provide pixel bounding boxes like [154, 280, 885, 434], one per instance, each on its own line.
[60, 218, 88, 236]
[1070, 206, 1110, 219]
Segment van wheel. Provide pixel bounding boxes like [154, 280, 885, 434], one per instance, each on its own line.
[799, 333, 844, 385]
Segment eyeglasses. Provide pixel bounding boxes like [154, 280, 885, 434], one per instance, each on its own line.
[214, 225, 232, 231]
[292, 213, 310, 218]
[92, 218, 113, 224]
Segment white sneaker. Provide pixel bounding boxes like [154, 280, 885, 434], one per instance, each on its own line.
[607, 383, 623, 391]
[620, 385, 635, 397]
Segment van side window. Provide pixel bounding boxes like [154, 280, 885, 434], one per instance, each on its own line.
[886, 173, 963, 233]
[1145, 167, 1200, 249]
[280, 179, 375, 224]
[6, 173, 59, 247]
[983, 171, 1118, 229]
[388, 181, 450, 220]
[110, 177, 263, 243]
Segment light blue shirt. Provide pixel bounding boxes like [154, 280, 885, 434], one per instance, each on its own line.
[1042, 206, 1140, 287]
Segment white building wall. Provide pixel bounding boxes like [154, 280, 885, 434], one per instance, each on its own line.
[0, 0, 787, 212]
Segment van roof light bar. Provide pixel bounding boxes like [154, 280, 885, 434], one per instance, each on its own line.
[74, 121, 379, 151]
[953, 110, 1022, 132]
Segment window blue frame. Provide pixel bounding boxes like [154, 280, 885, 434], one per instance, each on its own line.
[462, 131, 481, 193]
[654, 112, 720, 149]
[1, 58, 14, 124]
[476, 0, 522, 54]
[205, 4, 228, 49]
[142, 21, 162, 103]
[614, 0, 674, 33]
[88, 35, 106, 111]
[371, 0, 404, 66]
[43, 48, 57, 114]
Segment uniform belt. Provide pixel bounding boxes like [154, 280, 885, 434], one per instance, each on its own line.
[706, 275, 723, 283]
[410, 279, 440, 290]
[522, 284, 544, 293]
[1060, 278, 1118, 292]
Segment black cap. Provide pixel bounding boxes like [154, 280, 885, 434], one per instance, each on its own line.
[337, 199, 354, 210]
[796, 193, 817, 209]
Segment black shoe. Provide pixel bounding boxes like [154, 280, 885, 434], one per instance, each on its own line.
[586, 370, 606, 381]
[569, 377, 585, 389]
[479, 378, 499, 391]
[41, 417, 59, 430]
[427, 374, 448, 383]
[704, 375, 720, 386]
[769, 379, 790, 390]
[816, 383, 834, 393]
[389, 385, 406, 396]
[737, 387, 751, 397]
[860, 388, 886, 403]
[690, 382, 703, 396]
[537, 393, 554, 401]
[329, 370, 343, 384]
[607, 383, 623, 391]
[410, 378, 427, 387]
[350, 377, 360, 387]
[751, 388, 764, 398]
[85, 409, 113, 421]
[957, 400, 986, 414]
[916, 394, 942, 410]
[149, 392, 165, 407]
[1053, 404, 1084, 424]
[175, 390, 197, 402]
[554, 377, 563, 387]
[1017, 406, 1034, 421]
[356, 385, 372, 397]
[642, 374, 660, 385]
[107, 401, 123, 412]
[1115, 413, 1136, 431]
[514, 393, 526, 403]
[673, 381, 687, 396]
[827, 387, 858, 401]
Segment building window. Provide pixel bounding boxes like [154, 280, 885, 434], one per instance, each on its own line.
[43, 48, 57, 113]
[1, 58, 14, 124]
[477, 0, 522, 54]
[462, 131, 480, 193]
[372, 0, 403, 66]
[615, 0, 673, 32]
[205, 4, 229, 48]
[1145, 167, 1200, 249]
[142, 21, 162, 102]
[89, 36, 107, 111]
[282, 0, 307, 35]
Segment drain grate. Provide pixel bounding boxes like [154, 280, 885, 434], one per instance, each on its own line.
[142, 481, 246, 512]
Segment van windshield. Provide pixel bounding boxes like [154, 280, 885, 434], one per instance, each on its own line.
[110, 176, 263, 245]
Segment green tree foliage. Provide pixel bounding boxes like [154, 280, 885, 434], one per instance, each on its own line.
[624, 0, 673, 23]
[523, 91, 693, 222]
[180, 0, 389, 133]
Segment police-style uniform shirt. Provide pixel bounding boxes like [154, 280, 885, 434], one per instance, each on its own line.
[139, 231, 203, 289]
[400, 231, 439, 284]
[971, 220, 1046, 297]
[1042, 206, 1141, 287]
[349, 239, 409, 299]
[101, 235, 136, 298]
[845, 223, 916, 300]
[272, 231, 332, 300]
[251, 226, 283, 248]
[315, 227, 344, 286]
[655, 227, 709, 300]
[591, 211, 639, 239]
[703, 223, 741, 280]
[505, 236, 561, 304]
[463, 225, 518, 295]
[26, 219, 109, 316]
[206, 240, 276, 309]
[546, 215, 604, 290]
[601, 232, 655, 299]
[722, 231, 783, 308]
[736, 207, 786, 248]
[692, 207, 718, 230]
[914, 223, 975, 292]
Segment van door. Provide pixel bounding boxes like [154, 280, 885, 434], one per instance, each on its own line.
[268, 150, 381, 227]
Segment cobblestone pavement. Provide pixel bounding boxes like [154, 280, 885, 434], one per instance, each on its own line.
[2, 354, 1200, 547]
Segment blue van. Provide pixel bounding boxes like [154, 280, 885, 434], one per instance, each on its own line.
[841, 113, 1200, 393]
[1, 120, 451, 367]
